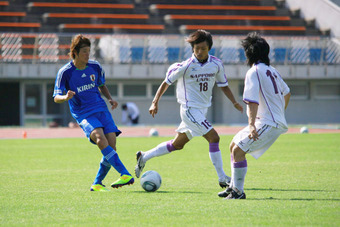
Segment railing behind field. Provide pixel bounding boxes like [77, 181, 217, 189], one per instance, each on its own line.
[1, 33, 340, 65]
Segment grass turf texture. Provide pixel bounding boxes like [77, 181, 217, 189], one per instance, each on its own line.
[0, 134, 339, 226]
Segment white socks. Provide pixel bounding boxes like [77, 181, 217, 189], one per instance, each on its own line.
[232, 159, 247, 192]
[209, 143, 227, 182]
[143, 140, 175, 162]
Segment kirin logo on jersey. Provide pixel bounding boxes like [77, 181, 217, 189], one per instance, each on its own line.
[90, 74, 95, 82]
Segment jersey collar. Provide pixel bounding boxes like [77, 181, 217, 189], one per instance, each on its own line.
[191, 53, 211, 64]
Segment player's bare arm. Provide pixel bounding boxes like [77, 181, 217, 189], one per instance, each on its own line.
[220, 86, 243, 113]
[54, 90, 76, 103]
[284, 92, 291, 110]
[99, 85, 118, 110]
[149, 81, 169, 118]
[248, 102, 259, 141]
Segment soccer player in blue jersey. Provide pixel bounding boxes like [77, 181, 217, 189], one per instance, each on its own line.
[53, 34, 134, 191]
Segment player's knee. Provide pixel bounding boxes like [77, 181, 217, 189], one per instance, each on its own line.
[229, 142, 235, 153]
[92, 134, 107, 149]
[232, 146, 246, 161]
[173, 143, 184, 150]
[211, 134, 220, 143]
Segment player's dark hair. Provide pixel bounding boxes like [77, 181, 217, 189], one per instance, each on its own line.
[186, 30, 213, 50]
[69, 34, 91, 60]
[241, 32, 270, 66]
[121, 103, 127, 110]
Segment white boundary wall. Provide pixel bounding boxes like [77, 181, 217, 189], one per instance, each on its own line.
[286, 0, 340, 37]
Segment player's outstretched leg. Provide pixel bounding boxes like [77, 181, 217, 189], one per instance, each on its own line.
[135, 151, 146, 178]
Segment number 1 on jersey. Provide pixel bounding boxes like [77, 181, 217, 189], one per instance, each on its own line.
[266, 70, 278, 94]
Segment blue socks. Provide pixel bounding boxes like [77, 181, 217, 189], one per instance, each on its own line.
[93, 156, 111, 185]
[93, 146, 130, 185]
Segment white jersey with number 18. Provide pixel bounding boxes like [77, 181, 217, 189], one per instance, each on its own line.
[165, 54, 228, 109]
[243, 63, 290, 128]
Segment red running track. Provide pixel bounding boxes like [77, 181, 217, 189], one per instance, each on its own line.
[0, 126, 339, 139]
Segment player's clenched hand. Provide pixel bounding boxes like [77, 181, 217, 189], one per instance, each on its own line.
[249, 124, 259, 141]
[65, 90, 76, 101]
[108, 99, 118, 110]
[149, 102, 158, 118]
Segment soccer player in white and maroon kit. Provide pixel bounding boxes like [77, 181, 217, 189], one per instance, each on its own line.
[219, 32, 291, 199]
[135, 30, 243, 188]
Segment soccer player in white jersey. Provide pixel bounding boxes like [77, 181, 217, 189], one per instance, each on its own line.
[218, 32, 291, 199]
[135, 30, 243, 188]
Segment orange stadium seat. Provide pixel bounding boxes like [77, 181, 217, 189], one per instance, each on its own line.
[165, 15, 291, 26]
[150, 4, 277, 15]
[180, 25, 306, 35]
[27, 2, 135, 13]
[43, 13, 149, 24]
[59, 24, 164, 33]
[0, 22, 40, 31]
[0, 1, 8, 6]
[28, 2, 134, 9]
[0, 12, 26, 17]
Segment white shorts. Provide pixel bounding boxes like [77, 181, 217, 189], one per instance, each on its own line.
[176, 106, 213, 140]
[232, 122, 288, 159]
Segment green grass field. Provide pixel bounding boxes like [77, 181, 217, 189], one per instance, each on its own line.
[0, 133, 339, 226]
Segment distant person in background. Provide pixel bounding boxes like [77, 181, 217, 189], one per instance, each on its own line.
[53, 34, 134, 191]
[134, 30, 243, 189]
[121, 102, 140, 126]
[218, 32, 291, 199]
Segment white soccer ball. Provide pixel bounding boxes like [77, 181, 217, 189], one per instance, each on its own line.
[140, 170, 162, 192]
[149, 128, 159, 137]
[300, 126, 309, 134]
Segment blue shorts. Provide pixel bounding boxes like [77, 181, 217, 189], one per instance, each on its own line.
[77, 111, 122, 145]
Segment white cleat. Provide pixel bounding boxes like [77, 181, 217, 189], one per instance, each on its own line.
[135, 151, 146, 178]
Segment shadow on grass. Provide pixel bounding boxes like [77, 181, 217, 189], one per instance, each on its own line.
[132, 190, 205, 194]
[246, 188, 335, 192]
[247, 197, 340, 201]
[245, 188, 339, 201]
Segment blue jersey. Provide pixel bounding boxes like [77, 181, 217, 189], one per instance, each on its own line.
[53, 60, 108, 120]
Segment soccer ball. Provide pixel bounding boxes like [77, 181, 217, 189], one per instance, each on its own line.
[140, 170, 162, 192]
[149, 128, 159, 137]
[300, 126, 309, 134]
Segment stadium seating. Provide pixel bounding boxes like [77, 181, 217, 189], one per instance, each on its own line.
[165, 15, 292, 26]
[0, 0, 335, 65]
[43, 13, 149, 25]
[0, 12, 26, 22]
[150, 4, 278, 16]
[58, 24, 165, 34]
[27, 2, 135, 14]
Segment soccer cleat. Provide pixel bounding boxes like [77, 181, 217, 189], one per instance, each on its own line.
[90, 184, 110, 191]
[135, 151, 146, 178]
[225, 187, 246, 200]
[219, 176, 231, 188]
[218, 187, 233, 198]
[111, 175, 134, 188]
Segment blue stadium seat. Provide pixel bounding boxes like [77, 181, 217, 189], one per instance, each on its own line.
[168, 47, 180, 62]
[309, 48, 322, 64]
[209, 48, 215, 56]
[131, 47, 144, 63]
[274, 48, 288, 63]
[238, 48, 246, 63]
